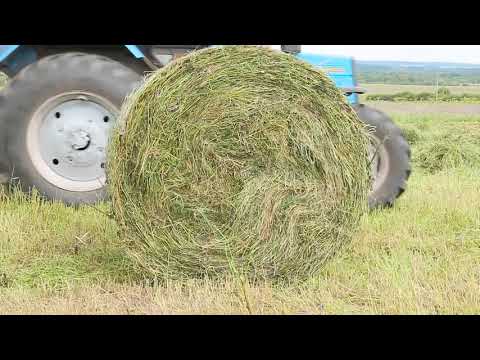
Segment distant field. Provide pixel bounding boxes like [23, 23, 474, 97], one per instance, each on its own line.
[360, 83, 480, 115]
[361, 83, 480, 96]
[365, 101, 480, 115]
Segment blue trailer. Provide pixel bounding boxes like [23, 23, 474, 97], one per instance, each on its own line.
[0, 45, 410, 208]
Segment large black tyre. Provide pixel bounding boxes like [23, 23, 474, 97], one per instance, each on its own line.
[353, 104, 411, 209]
[0, 53, 142, 205]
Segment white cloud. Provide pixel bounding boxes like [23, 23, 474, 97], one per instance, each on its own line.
[301, 45, 480, 64]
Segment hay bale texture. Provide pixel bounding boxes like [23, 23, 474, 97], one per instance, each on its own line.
[108, 46, 370, 281]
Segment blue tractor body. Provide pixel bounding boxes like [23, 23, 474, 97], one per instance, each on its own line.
[0, 44, 409, 209]
[0, 45, 361, 104]
[0, 45, 18, 61]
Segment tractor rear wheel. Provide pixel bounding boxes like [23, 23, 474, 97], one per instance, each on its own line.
[0, 53, 142, 205]
[353, 104, 411, 209]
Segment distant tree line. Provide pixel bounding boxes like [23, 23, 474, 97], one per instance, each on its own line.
[357, 65, 480, 86]
[358, 72, 480, 86]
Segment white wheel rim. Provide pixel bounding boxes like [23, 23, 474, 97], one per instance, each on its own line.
[27, 92, 117, 192]
[369, 134, 390, 193]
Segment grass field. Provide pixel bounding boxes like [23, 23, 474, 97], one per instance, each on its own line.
[1, 112, 479, 314]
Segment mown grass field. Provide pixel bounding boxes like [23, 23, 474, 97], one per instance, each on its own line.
[1, 112, 479, 314]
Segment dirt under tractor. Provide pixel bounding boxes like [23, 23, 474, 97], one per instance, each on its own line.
[0, 45, 411, 208]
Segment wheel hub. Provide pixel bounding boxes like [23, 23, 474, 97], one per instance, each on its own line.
[27, 92, 117, 192]
[71, 130, 91, 151]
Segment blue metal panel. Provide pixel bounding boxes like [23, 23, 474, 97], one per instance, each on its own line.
[347, 94, 359, 104]
[296, 52, 358, 104]
[329, 74, 359, 104]
[0, 45, 20, 62]
[1, 46, 37, 75]
[125, 45, 145, 58]
[297, 53, 354, 75]
[2, 45, 144, 61]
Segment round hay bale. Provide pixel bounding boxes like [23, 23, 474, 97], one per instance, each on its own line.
[108, 46, 370, 281]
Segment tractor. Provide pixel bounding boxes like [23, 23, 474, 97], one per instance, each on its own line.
[0, 45, 411, 208]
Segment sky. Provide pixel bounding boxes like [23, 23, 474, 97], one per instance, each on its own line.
[296, 46, 480, 64]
